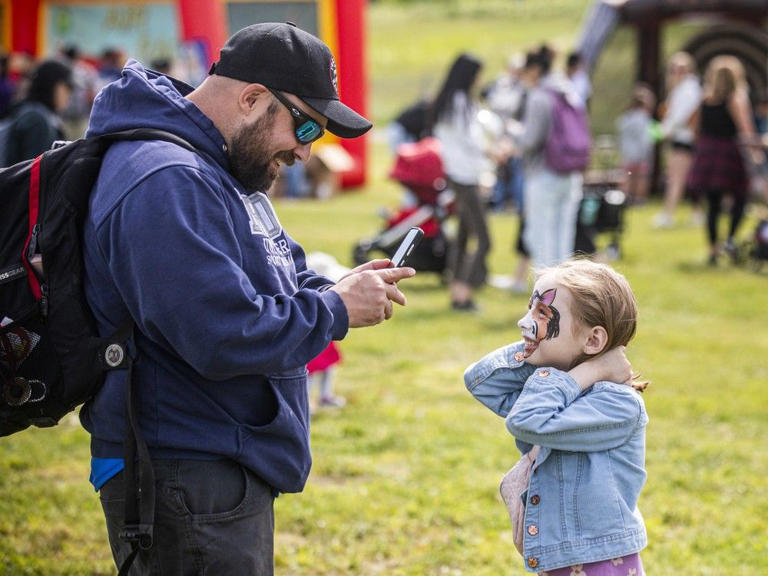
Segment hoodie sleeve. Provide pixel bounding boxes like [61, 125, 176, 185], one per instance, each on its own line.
[95, 164, 348, 379]
[289, 235, 339, 293]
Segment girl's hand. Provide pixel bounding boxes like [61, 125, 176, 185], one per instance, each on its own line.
[570, 346, 632, 391]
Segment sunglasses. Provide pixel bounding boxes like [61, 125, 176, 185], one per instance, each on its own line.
[268, 88, 325, 144]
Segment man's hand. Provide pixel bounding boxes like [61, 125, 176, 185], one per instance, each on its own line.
[330, 259, 415, 327]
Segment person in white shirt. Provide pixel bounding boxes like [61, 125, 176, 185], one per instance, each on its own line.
[430, 53, 492, 311]
[654, 51, 702, 228]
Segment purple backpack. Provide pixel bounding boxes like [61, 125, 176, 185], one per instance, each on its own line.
[544, 90, 591, 173]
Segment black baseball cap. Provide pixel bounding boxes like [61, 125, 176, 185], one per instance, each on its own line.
[209, 22, 372, 139]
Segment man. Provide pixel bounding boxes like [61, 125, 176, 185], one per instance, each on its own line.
[81, 23, 414, 575]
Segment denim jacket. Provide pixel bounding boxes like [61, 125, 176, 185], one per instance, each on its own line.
[464, 341, 648, 572]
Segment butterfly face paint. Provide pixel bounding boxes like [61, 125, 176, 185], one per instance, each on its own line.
[517, 288, 561, 358]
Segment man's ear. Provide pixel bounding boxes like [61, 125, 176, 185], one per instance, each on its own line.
[238, 83, 269, 115]
[583, 325, 608, 356]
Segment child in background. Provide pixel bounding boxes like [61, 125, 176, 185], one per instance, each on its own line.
[307, 341, 345, 411]
[464, 259, 649, 574]
[305, 252, 349, 412]
[617, 84, 656, 205]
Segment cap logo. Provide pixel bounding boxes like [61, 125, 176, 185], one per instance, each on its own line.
[329, 56, 338, 93]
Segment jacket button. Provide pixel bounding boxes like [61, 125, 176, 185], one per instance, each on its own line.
[539, 370, 550, 377]
[527, 524, 539, 536]
[530, 494, 540, 505]
[514, 351, 525, 362]
[527, 557, 539, 569]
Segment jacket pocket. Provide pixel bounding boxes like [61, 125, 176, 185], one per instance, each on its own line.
[573, 452, 625, 539]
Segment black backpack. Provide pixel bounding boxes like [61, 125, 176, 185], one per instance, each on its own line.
[0, 128, 195, 574]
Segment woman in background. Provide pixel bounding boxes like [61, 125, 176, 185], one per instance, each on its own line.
[654, 52, 702, 228]
[3, 59, 73, 166]
[687, 56, 760, 265]
[430, 53, 492, 311]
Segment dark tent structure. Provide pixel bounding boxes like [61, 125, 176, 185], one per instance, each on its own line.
[576, 0, 767, 191]
[578, 0, 767, 99]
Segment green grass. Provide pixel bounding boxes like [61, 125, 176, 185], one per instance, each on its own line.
[2, 1, 768, 574]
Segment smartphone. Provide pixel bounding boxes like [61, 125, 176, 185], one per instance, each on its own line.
[390, 227, 424, 267]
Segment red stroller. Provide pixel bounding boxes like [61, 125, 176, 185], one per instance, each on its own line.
[353, 137, 454, 274]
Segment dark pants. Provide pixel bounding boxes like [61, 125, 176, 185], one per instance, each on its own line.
[99, 459, 275, 576]
[449, 180, 491, 287]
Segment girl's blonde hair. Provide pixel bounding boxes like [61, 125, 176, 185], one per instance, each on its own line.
[703, 55, 747, 103]
[536, 259, 647, 390]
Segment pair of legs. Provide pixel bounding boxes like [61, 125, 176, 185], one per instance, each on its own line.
[523, 169, 582, 269]
[100, 459, 275, 575]
[704, 188, 746, 263]
[308, 369, 345, 409]
[512, 214, 530, 292]
[656, 145, 701, 226]
[448, 180, 491, 309]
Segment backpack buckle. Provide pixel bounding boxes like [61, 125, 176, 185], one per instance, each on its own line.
[119, 523, 153, 550]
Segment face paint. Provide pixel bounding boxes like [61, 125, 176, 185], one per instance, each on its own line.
[518, 288, 561, 358]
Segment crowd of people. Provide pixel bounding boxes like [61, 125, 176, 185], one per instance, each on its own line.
[387, 44, 768, 307]
[0, 46, 187, 161]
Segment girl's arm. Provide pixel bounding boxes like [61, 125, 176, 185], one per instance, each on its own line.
[464, 341, 537, 418]
[506, 349, 644, 452]
[569, 346, 633, 391]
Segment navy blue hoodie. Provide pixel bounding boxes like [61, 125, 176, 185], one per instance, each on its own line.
[80, 61, 349, 493]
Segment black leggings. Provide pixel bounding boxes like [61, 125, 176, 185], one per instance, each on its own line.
[705, 189, 746, 246]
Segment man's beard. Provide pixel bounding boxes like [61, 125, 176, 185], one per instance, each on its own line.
[228, 103, 295, 192]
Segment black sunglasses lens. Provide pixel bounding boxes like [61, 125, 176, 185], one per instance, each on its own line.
[296, 120, 323, 144]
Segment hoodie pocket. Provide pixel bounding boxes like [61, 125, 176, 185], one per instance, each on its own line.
[236, 368, 311, 492]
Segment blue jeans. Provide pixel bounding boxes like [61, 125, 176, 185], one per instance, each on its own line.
[523, 168, 582, 268]
[99, 459, 275, 575]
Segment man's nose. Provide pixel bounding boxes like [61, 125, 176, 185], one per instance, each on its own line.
[294, 142, 312, 163]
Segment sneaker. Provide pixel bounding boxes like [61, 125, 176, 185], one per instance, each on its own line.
[319, 395, 346, 408]
[723, 240, 739, 263]
[510, 280, 529, 294]
[652, 213, 674, 229]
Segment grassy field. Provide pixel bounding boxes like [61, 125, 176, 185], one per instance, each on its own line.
[2, 1, 768, 575]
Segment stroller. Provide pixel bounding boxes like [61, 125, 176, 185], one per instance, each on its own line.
[575, 177, 627, 260]
[574, 137, 627, 259]
[353, 137, 454, 274]
[748, 218, 768, 271]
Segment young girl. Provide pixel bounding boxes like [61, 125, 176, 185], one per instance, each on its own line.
[464, 259, 648, 574]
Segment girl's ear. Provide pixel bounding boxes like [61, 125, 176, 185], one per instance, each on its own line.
[583, 325, 608, 356]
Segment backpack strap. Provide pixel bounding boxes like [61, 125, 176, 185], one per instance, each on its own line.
[92, 130, 197, 574]
[117, 318, 154, 575]
[21, 156, 43, 302]
[100, 128, 198, 153]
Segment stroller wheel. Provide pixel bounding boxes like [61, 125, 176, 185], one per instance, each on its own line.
[353, 241, 372, 266]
